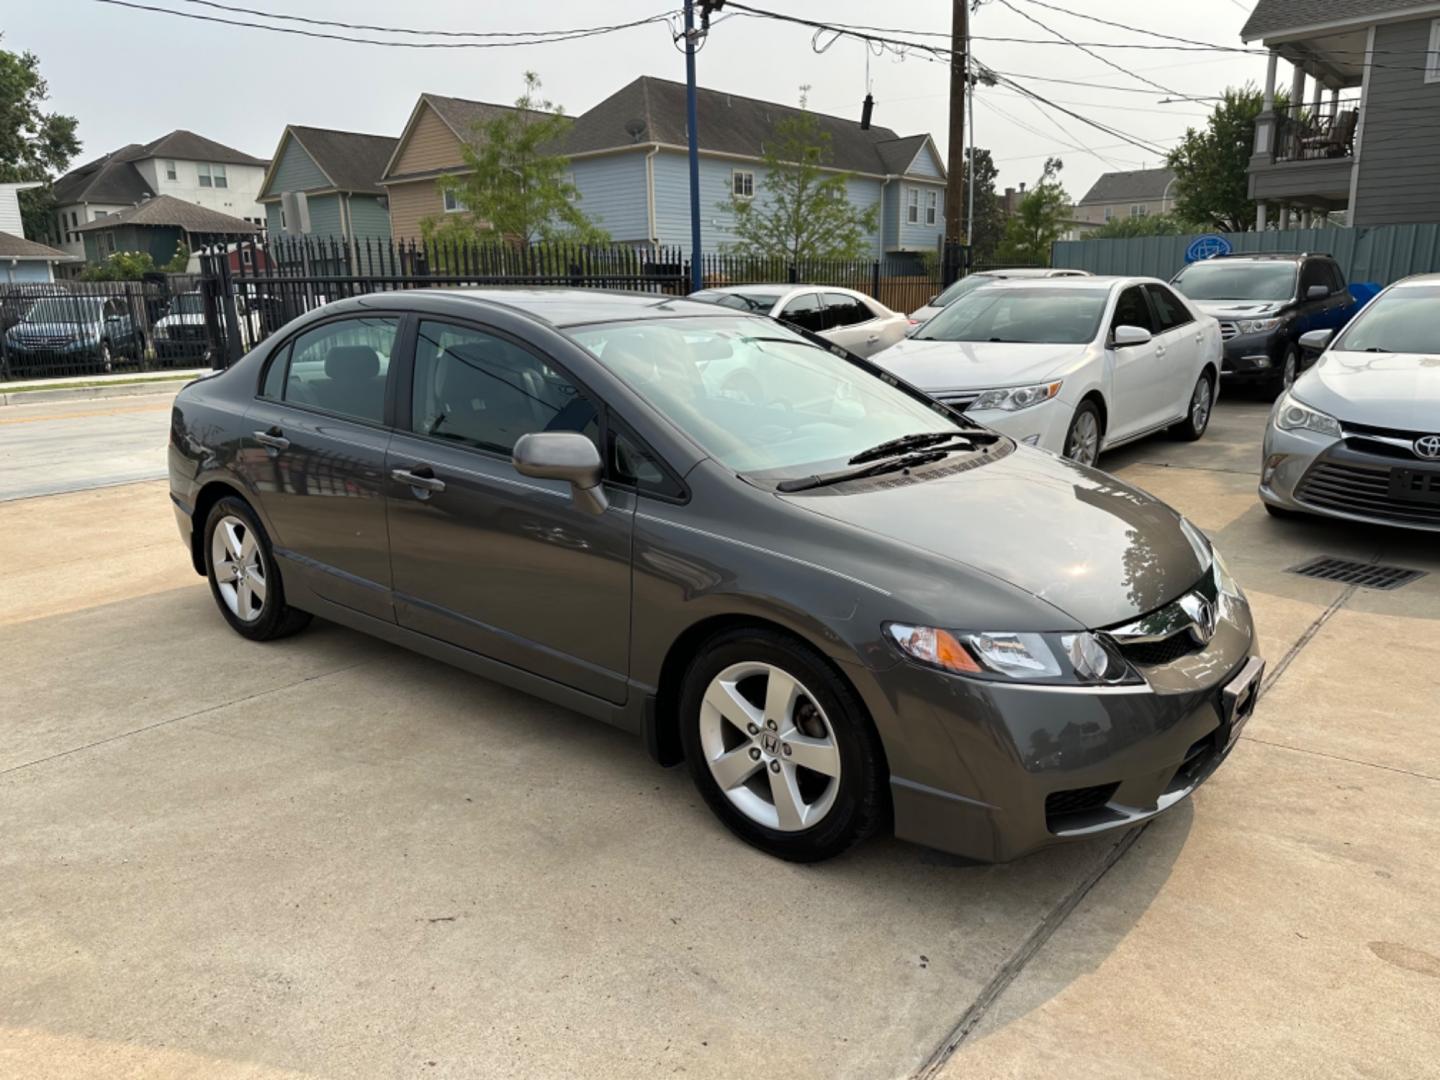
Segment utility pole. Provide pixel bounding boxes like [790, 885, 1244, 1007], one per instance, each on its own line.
[683, 0, 704, 292]
[944, 0, 967, 244]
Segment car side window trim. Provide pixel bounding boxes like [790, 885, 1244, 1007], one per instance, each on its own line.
[605, 412, 690, 504]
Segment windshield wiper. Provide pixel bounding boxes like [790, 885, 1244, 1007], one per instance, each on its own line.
[847, 431, 980, 465]
[777, 450, 953, 493]
[1361, 347, 1391, 353]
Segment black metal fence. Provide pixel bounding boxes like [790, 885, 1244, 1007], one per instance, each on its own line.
[6, 236, 1025, 379]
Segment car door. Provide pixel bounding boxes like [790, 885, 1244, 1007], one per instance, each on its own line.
[1143, 283, 1203, 419]
[1295, 259, 1333, 339]
[821, 292, 889, 357]
[1105, 285, 1167, 440]
[384, 317, 636, 704]
[243, 314, 401, 622]
[776, 292, 828, 336]
[1318, 261, 1352, 335]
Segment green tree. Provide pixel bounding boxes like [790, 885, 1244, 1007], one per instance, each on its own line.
[421, 72, 607, 248]
[964, 146, 1005, 261]
[995, 157, 1069, 263]
[79, 250, 157, 281]
[1089, 212, 1188, 239]
[1166, 85, 1273, 232]
[0, 39, 81, 243]
[721, 110, 879, 262]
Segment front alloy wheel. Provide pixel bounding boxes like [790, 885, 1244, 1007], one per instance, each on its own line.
[1063, 402, 1102, 466]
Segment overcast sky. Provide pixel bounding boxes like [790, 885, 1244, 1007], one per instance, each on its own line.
[8, 0, 1267, 201]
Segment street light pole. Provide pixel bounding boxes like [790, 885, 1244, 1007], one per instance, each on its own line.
[684, 0, 703, 292]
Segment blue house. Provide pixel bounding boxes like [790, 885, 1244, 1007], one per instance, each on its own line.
[258, 126, 398, 259]
[560, 77, 948, 259]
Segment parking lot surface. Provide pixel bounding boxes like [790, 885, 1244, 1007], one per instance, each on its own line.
[2, 390, 1437, 1079]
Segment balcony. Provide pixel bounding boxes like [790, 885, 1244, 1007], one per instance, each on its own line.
[1272, 99, 1361, 163]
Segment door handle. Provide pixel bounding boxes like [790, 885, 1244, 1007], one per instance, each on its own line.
[866, 333, 881, 344]
[391, 467, 446, 494]
[253, 429, 289, 451]
[1155, 344, 1167, 357]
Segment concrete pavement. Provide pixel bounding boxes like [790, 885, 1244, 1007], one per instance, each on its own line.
[3, 398, 1438, 1079]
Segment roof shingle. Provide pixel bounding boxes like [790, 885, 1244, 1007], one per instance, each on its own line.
[52, 130, 266, 206]
[73, 195, 259, 235]
[0, 232, 76, 260]
[1077, 166, 1177, 205]
[286, 126, 398, 194]
[1240, 0, 1437, 40]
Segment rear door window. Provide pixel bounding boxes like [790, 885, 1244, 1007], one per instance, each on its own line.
[281, 316, 398, 424]
[823, 292, 874, 328]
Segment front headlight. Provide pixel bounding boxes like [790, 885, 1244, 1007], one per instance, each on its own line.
[1211, 548, 1247, 623]
[972, 381, 1062, 412]
[1274, 392, 1341, 438]
[1236, 318, 1282, 334]
[885, 623, 1141, 686]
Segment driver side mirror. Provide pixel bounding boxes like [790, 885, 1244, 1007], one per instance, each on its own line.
[1298, 328, 1332, 354]
[512, 432, 608, 515]
[1112, 325, 1152, 348]
[1306, 284, 1331, 301]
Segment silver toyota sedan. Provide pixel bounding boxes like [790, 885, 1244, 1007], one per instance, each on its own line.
[1260, 273, 1440, 530]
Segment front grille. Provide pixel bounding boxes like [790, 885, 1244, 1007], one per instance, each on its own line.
[14, 333, 74, 348]
[1295, 461, 1440, 527]
[1342, 421, 1440, 462]
[1115, 631, 1202, 667]
[934, 389, 981, 411]
[1045, 782, 1119, 829]
[1288, 555, 1425, 591]
[1219, 321, 1238, 340]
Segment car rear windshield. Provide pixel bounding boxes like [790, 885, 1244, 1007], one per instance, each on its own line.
[914, 287, 1108, 344]
[695, 291, 782, 314]
[568, 315, 967, 477]
[1171, 260, 1297, 301]
[1332, 285, 1440, 354]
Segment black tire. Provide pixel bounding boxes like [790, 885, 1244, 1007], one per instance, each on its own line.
[1269, 344, 1299, 398]
[1062, 399, 1104, 466]
[98, 341, 113, 374]
[678, 628, 887, 862]
[1171, 371, 1215, 442]
[203, 496, 311, 641]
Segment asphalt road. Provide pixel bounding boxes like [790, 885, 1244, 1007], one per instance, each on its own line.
[0, 393, 174, 502]
[2, 391, 1437, 1079]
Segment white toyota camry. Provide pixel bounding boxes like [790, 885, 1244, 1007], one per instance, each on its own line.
[872, 276, 1224, 466]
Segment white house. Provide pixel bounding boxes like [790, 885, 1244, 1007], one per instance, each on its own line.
[49, 131, 268, 266]
[0, 183, 76, 282]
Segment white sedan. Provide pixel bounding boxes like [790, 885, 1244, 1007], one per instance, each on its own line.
[909, 267, 1092, 325]
[689, 285, 909, 358]
[873, 276, 1223, 466]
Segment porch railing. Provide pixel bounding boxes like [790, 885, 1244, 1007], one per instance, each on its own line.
[1273, 98, 1361, 163]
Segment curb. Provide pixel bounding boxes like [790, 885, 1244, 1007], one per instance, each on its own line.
[0, 379, 194, 407]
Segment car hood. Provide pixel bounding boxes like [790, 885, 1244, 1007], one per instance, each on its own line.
[873, 337, 1086, 391]
[781, 446, 1209, 629]
[1189, 299, 1285, 319]
[1294, 350, 1440, 430]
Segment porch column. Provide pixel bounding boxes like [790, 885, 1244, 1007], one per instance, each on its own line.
[1257, 200, 1269, 231]
[1255, 51, 1281, 157]
[1290, 63, 1306, 110]
[1263, 51, 1278, 110]
[1311, 81, 1324, 113]
[1330, 88, 1340, 110]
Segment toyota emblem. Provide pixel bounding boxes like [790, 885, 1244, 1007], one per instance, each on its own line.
[1414, 434, 1440, 460]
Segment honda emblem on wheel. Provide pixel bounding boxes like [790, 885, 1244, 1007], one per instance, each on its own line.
[1413, 434, 1440, 460]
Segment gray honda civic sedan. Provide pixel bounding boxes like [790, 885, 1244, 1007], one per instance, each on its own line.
[169, 289, 1262, 863]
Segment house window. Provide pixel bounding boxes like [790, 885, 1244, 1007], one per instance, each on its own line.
[98, 232, 116, 256]
[925, 189, 939, 226]
[241, 246, 253, 268]
[906, 187, 920, 224]
[93, 210, 108, 219]
[1130, 204, 1147, 219]
[443, 189, 467, 213]
[212, 163, 227, 189]
[732, 170, 755, 199]
[164, 160, 177, 181]
[1428, 21, 1440, 83]
[1103, 206, 1114, 222]
[198, 163, 228, 188]
[70, 211, 78, 227]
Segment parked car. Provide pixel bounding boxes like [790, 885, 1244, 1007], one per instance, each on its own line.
[169, 288, 1261, 864]
[1, 293, 143, 376]
[873, 277, 1222, 466]
[909, 267, 1092, 326]
[1260, 273, 1440, 531]
[689, 285, 908, 358]
[1169, 252, 1358, 395]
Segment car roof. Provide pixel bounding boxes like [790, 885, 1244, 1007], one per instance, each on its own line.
[699, 283, 867, 296]
[1390, 273, 1440, 288]
[1201, 252, 1323, 263]
[982, 275, 1146, 290]
[393, 287, 728, 328]
[980, 267, 1091, 278]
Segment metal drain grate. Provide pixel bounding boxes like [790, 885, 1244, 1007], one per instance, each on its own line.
[1288, 556, 1426, 591]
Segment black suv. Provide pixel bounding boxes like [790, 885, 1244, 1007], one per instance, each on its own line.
[1169, 252, 1358, 395]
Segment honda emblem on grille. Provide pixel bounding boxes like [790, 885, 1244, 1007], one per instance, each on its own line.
[1414, 434, 1440, 460]
[1178, 593, 1217, 646]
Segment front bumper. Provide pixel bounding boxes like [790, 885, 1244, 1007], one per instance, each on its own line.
[864, 593, 1258, 862]
[1221, 331, 1285, 378]
[968, 397, 1072, 455]
[1260, 420, 1440, 531]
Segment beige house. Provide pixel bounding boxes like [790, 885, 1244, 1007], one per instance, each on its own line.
[380, 93, 529, 242]
[1073, 167, 1178, 227]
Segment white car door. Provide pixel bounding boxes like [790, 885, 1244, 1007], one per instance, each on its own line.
[1143, 283, 1203, 419]
[820, 292, 903, 357]
[1104, 285, 1169, 440]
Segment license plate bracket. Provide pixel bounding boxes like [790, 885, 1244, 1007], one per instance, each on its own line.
[1388, 466, 1440, 506]
[1220, 656, 1265, 749]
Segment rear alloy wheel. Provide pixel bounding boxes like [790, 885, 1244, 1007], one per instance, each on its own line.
[203, 496, 311, 642]
[1172, 372, 1214, 441]
[1062, 401, 1103, 466]
[679, 630, 885, 862]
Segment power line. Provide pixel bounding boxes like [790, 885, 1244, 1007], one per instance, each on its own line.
[88, 0, 677, 48]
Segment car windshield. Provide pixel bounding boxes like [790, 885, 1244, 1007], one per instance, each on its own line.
[914, 286, 1108, 344]
[1332, 285, 1440, 354]
[21, 298, 104, 323]
[694, 291, 781, 314]
[1171, 261, 1297, 301]
[568, 315, 968, 478]
[929, 274, 997, 309]
[170, 294, 205, 314]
